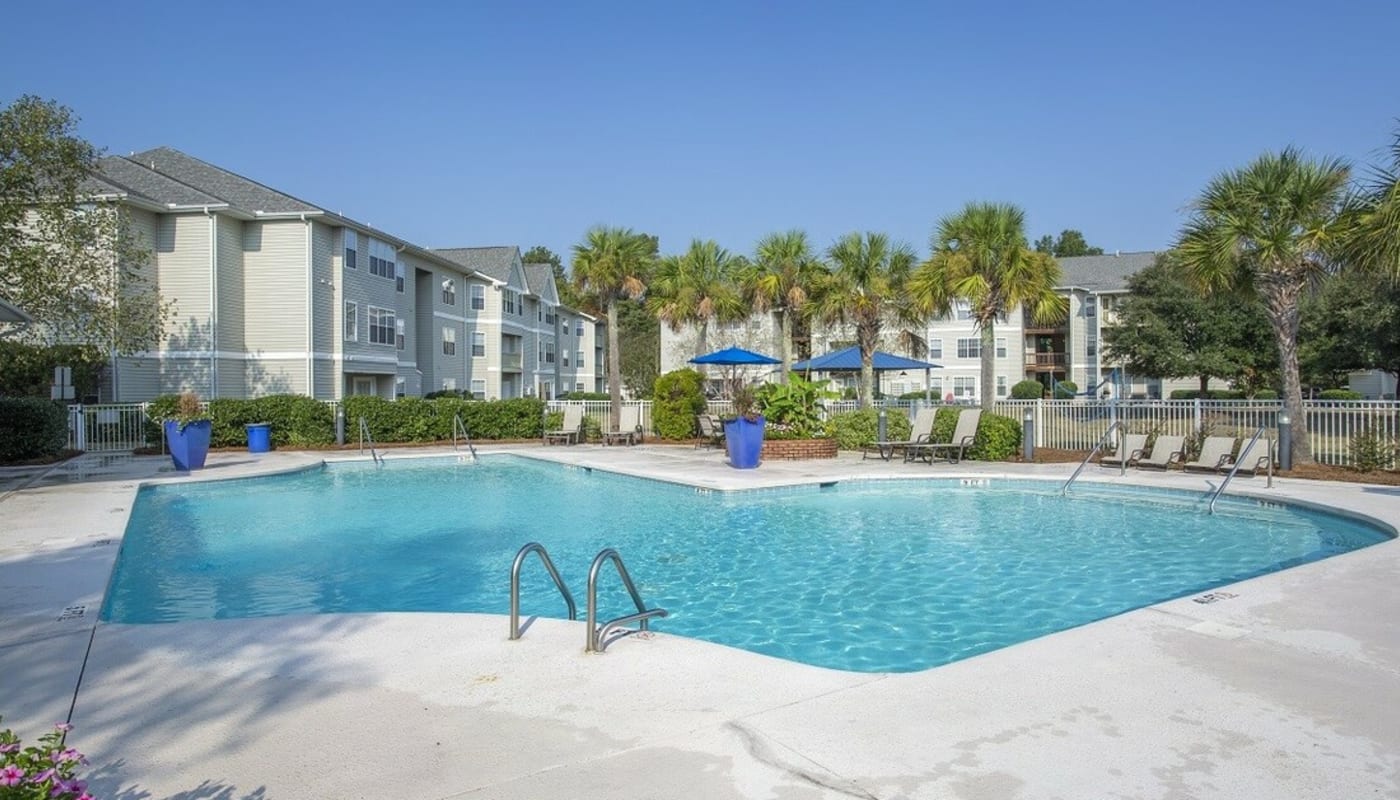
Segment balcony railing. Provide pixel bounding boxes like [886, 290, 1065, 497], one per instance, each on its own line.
[1025, 352, 1067, 367]
[1022, 311, 1068, 331]
[502, 352, 522, 371]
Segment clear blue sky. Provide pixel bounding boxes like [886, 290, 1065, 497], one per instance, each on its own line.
[3, 2, 1397, 267]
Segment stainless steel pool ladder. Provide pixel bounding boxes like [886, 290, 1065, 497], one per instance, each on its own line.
[358, 416, 383, 466]
[1208, 426, 1270, 514]
[586, 548, 669, 653]
[452, 413, 478, 462]
[1061, 421, 1125, 495]
[509, 542, 577, 639]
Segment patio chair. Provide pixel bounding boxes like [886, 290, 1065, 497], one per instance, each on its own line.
[915, 408, 983, 464]
[1230, 437, 1277, 476]
[864, 407, 937, 461]
[603, 405, 641, 446]
[1135, 434, 1185, 470]
[695, 414, 724, 450]
[544, 405, 584, 445]
[1183, 436, 1237, 472]
[1100, 433, 1149, 468]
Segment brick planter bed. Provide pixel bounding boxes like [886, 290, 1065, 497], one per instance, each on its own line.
[760, 437, 839, 460]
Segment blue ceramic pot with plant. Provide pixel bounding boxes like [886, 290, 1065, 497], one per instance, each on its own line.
[163, 392, 212, 470]
[722, 384, 764, 469]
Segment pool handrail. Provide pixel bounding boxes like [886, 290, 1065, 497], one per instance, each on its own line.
[1062, 421, 1125, 495]
[1208, 426, 1268, 515]
[358, 416, 383, 466]
[452, 413, 478, 462]
[586, 548, 669, 653]
[509, 542, 577, 639]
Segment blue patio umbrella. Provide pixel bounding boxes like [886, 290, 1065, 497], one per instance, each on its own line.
[688, 346, 782, 366]
[790, 346, 943, 403]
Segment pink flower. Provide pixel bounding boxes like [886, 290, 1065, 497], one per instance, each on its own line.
[0, 742, 18, 753]
[52, 777, 87, 796]
[0, 765, 24, 786]
[53, 723, 73, 733]
[31, 767, 56, 784]
[53, 748, 86, 765]
[78, 795, 95, 800]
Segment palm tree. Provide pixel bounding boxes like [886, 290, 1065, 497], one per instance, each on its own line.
[808, 232, 919, 407]
[648, 238, 747, 358]
[1177, 147, 1350, 465]
[572, 226, 657, 433]
[1341, 127, 1400, 278]
[910, 202, 1066, 411]
[741, 230, 827, 383]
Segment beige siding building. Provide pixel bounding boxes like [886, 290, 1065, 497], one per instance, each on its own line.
[80, 148, 601, 401]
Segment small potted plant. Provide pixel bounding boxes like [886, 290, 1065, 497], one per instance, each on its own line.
[163, 391, 212, 471]
[722, 383, 765, 469]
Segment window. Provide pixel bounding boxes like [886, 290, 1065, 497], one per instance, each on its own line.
[927, 338, 943, 359]
[562, 350, 570, 367]
[369, 254, 395, 280]
[576, 350, 584, 368]
[442, 278, 456, 305]
[470, 379, 486, 400]
[957, 338, 981, 359]
[545, 340, 555, 364]
[368, 306, 395, 346]
[344, 231, 357, 269]
[1086, 335, 1098, 358]
[929, 377, 942, 398]
[472, 331, 485, 357]
[395, 262, 405, 293]
[442, 326, 456, 356]
[504, 289, 520, 315]
[891, 381, 906, 396]
[442, 377, 457, 391]
[996, 338, 1007, 358]
[545, 309, 557, 325]
[954, 376, 976, 400]
[395, 377, 406, 398]
[343, 301, 357, 341]
[997, 375, 1008, 397]
[954, 300, 972, 321]
[575, 320, 584, 337]
[561, 317, 569, 337]
[396, 319, 406, 350]
[576, 382, 585, 393]
[1085, 296, 1098, 318]
[471, 284, 485, 310]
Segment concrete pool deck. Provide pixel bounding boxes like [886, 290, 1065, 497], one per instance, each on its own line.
[1, 445, 1397, 799]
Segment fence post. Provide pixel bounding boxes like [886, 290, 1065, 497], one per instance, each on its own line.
[1035, 399, 1045, 448]
[1023, 410, 1034, 462]
[72, 405, 86, 452]
[1192, 397, 1202, 436]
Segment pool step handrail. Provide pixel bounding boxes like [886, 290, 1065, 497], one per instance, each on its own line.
[508, 542, 577, 639]
[358, 416, 383, 466]
[1208, 426, 1268, 515]
[452, 413, 478, 462]
[1062, 421, 1126, 495]
[586, 548, 669, 653]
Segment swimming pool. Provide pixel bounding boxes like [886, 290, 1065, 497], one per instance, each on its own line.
[104, 455, 1391, 672]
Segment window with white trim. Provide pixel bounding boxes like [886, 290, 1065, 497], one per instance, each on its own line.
[442, 326, 456, 356]
[471, 331, 485, 357]
[929, 377, 942, 398]
[576, 350, 584, 368]
[395, 262, 404, 293]
[369, 255, 395, 280]
[891, 381, 906, 396]
[471, 284, 485, 310]
[442, 278, 456, 305]
[953, 376, 976, 399]
[343, 301, 357, 341]
[1085, 295, 1097, 318]
[470, 379, 486, 400]
[1086, 334, 1098, 357]
[996, 338, 1007, 358]
[544, 339, 555, 364]
[561, 317, 569, 337]
[396, 318, 405, 350]
[953, 300, 973, 321]
[562, 350, 570, 367]
[576, 382, 585, 393]
[504, 289, 520, 315]
[545, 308, 556, 325]
[395, 377, 406, 398]
[575, 320, 585, 337]
[928, 338, 943, 359]
[957, 338, 980, 359]
[344, 230, 358, 270]
[997, 375, 1008, 397]
[368, 306, 395, 346]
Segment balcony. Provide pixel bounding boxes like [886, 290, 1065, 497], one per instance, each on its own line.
[1025, 352, 1067, 370]
[1022, 310, 1067, 334]
[501, 352, 522, 371]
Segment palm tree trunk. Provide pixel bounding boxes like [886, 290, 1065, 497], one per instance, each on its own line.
[607, 300, 622, 433]
[1262, 281, 1311, 464]
[859, 324, 877, 409]
[778, 310, 791, 384]
[980, 321, 996, 411]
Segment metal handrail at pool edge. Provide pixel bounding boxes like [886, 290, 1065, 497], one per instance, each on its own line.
[509, 542, 578, 640]
[358, 416, 383, 466]
[586, 548, 668, 653]
[1209, 426, 1268, 515]
[1061, 421, 1126, 495]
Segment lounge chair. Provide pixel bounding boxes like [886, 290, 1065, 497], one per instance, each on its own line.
[695, 414, 724, 450]
[603, 405, 641, 446]
[545, 405, 584, 445]
[1230, 437, 1277, 476]
[1101, 433, 1148, 468]
[915, 408, 983, 464]
[864, 407, 937, 461]
[1135, 434, 1184, 470]
[1183, 436, 1236, 472]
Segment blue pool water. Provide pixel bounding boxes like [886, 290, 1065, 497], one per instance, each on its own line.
[104, 456, 1391, 672]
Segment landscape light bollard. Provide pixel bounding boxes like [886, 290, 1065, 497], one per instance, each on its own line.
[877, 408, 887, 444]
[1023, 411, 1034, 462]
[1278, 411, 1292, 472]
[335, 405, 345, 446]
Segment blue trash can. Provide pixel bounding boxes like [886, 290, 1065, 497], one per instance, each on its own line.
[246, 423, 272, 453]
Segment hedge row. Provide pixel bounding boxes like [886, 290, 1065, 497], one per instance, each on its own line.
[824, 407, 1021, 461]
[1169, 389, 1281, 400]
[0, 342, 107, 400]
[0, 398, 68, 463]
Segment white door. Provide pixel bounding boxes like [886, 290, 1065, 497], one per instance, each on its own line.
[352, 377, 375, 396]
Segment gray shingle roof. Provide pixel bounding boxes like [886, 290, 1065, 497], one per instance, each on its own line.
[88, 155, 226, 207]
[433, 246, 519, 282]
[1055, 251, 1158, 292]
[128, 147, 321, 214]
[522, 263, 559, 302]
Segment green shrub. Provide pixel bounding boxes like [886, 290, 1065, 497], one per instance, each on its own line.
[0, 341, 107, 400]
[652, 369, 707, 440]
[1053, 380, 1079, 399]
[0, 398, 68, 462]
[559, 391, 611, 400]
[1251, 389, 1279, 399]
[345, 396, 546, 443]
[580, 413, 603, 443]
[1011, 379, 1044, 400]
[826, 408, 912, 449]
[1348, 427, 1396, 472]
[968, 413, 1021, 461]
[1319, 389, 1363, 401]
[757, 374, 838, 438]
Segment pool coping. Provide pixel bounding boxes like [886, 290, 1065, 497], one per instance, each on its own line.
[3, 444, 1399, 798]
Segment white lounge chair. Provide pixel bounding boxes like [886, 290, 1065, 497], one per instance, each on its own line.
[915, 408, 983, 464]
[1101, 433, 1148, 468]
[695, 414, 724, 449]
[1135, 434, 1185, 470]
[545, 406, 584, 445]
[1184, 436, 1236, 472]
[1231, 437, 1277, 476]
[865, 407, 937, 461]
[604, 405, 641, 446]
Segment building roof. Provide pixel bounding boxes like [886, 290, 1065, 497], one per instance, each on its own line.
[522, 263, 559, 303]
[127, 147, 321, 214]
[86, 154, 227, 208]
[1055, 251, 1158, 293]
[433, 246, 519, 282]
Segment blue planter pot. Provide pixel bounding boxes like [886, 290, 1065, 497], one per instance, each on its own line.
[165, 420, 212, 471]
[722, 416, 765, 469]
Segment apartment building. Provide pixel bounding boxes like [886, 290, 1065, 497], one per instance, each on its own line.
[77, 147, 601, 401]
